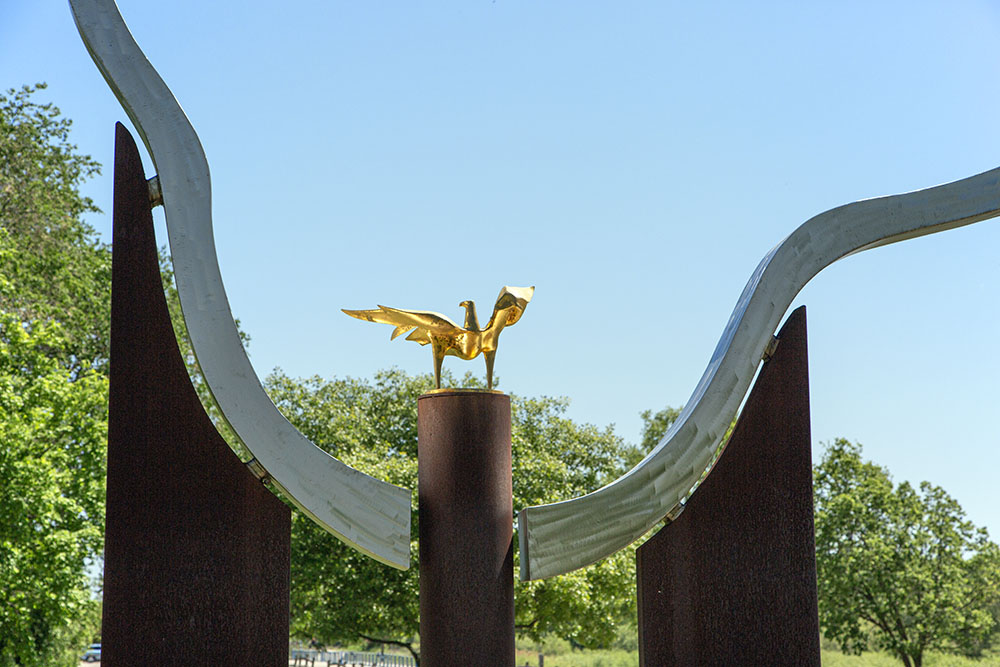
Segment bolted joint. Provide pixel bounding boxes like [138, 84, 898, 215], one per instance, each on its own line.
[147, 175, 163, 208]
[664, 502, 685, 522]
[761, 335, 780, 362]
[245, 457, 271, 485]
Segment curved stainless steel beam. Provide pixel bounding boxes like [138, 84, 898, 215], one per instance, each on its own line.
[519, 167, 1000, 580]
[70, 0, 411, 569]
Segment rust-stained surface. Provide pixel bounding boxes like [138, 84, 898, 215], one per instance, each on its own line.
[418, 390, 514, 667]
[103, 123, 289, 665]
[637, 306, 820, 666]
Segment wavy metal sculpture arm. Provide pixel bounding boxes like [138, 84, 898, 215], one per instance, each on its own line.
[519, 167, 1000, 581]
[69, 0, 411, 569]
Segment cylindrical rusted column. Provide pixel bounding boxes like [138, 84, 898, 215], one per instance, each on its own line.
[418, 390, 514, 666]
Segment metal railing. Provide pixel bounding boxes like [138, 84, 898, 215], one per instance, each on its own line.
[290, 648, 415, 667]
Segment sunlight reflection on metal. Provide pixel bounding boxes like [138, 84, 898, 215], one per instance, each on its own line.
[69, 0, 411, 569]
[344, 286, 534, 390]
[519, 170, 1000, 580]
[69, 0, 1000, 584]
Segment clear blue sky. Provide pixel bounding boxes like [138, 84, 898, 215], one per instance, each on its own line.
[5, 2, 1000, 539]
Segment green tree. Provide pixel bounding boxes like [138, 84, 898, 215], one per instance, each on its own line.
[0, 313, 107, 666]
[0, 84, 252, 665]
[0, 84, 108, 375]
[0, 84, 108, 666]
[638, 405, 681, 452]
[267, 367, 644, 664]
[813, 438, 1000, 667]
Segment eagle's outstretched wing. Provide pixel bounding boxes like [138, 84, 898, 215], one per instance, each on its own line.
[342, 306, 462, 345]
[485, 286, 535, 330]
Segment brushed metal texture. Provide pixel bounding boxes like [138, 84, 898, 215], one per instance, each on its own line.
[520, 169, 1000, 580]
[69, 0, 411, 569]
[637, 307, 820, 666]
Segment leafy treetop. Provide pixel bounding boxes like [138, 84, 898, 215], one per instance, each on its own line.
[0, 84, 108, 376]
[268, 367, 647, 663]
[814, 439, 1000, 667]
[0, 84, 108, 666]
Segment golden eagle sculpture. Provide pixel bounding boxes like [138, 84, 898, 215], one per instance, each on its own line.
[343, 286, 534, 390]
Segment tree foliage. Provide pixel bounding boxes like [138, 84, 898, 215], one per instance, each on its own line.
[637, 405, 681, 453]
[814, 439, 1000, 667]
[0, 84, 108, 375]
[0, 85, 107, 666]
[16, 81, 1000, 667]
[0, 314, 107, 666]
[267, 367, 646, 662]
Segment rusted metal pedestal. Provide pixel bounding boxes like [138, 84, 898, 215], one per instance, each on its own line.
[417, 390, 514, 667]
[102, 123, 290, 665]
[637, 306, 820, 666]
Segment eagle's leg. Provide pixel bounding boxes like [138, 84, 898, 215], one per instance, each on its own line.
[484, 350, 497, 390]
[431, 341, 445, 389]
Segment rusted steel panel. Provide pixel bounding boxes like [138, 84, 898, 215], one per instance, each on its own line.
[637, 306, 820, 666]
[103, 123, 289, 665]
